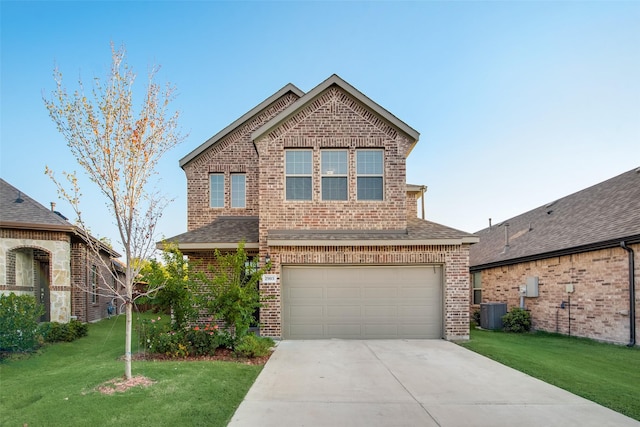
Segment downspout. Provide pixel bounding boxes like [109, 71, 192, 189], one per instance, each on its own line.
[620, 241, 636, 347]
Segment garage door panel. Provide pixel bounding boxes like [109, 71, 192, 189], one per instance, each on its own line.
[327, 324, 362, 336]
[327, 305, 361, 317]
[326, 287, 360, 299]
[283, 265, 442, 339]
[364, 287, 398, 298]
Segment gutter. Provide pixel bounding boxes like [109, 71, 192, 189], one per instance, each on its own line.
[620, 241, 637, 347]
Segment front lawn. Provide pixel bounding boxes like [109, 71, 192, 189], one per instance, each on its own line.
[460, 328, 640, 421]
[0, 313, 263, 427]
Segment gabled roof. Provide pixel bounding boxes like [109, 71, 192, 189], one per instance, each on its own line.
[470, 167, 640, 270]
[0, 178, 74, 231]
[251, 74, 420, 149]
[0, 178, 121, 258]
[179, 83, 304, 168]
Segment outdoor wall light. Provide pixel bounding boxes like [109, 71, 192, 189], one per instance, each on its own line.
[265, 254, 271, 270]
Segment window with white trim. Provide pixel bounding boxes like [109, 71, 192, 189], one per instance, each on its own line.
[285, 150, 312, 200]
[321, 150, 348, 200]
[231, 174, 246, 208]
[356, 149, 383, 200]
[209, 173, 224, 208]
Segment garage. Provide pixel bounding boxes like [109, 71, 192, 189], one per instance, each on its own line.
[281, 265, 443, 339]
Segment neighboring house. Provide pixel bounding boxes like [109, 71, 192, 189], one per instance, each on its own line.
[469, 167, 640, 346]
[0, 178, 122, 323]
[166, 74, 478, 340]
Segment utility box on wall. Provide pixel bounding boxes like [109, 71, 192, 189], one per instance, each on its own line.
[526, 276, 539, 297]
[480, 302, 507, 330]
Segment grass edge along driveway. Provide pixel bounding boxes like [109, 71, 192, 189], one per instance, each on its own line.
[0, 313, 263, 427]
[460, 328, 640, 421]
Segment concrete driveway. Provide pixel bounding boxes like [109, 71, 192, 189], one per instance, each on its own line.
[229, 340, 638, 427]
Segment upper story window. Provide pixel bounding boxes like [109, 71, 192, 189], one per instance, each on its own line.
[231, 174, 246, 208]
[209, 173, 224, 208]
[356, 149, 384, 200]
[285, 150, 312, 200]
[321, 150, 348, 200]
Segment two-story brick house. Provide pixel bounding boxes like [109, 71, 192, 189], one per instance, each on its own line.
[168, 75, 478, 340]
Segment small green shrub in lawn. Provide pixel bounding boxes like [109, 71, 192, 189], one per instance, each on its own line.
[0, 293, 44, 352]
[39, 319, 88, 343]
[502, 307, 531, 332]
[234, 334, 275, 358]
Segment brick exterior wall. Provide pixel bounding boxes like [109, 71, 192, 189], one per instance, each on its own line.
[255, 87, 413, 234]
[183, 92, 300, 230]
[473, 244, 640, 345]
[70, 242, 117, 323]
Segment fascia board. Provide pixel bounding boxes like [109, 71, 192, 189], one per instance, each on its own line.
[179, 83, 304, 168]
[166, 242, 260, 250]
[251, 74, 420, 143]
[268, 237, 478, 247]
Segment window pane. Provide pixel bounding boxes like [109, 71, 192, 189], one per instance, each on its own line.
[473, 289, 482, 305]
[231, 174, 245, 208]
[322, 177, 347, 200]
[357, 150, 383, 174]
[321, 150, 347, 175]
[357, 177, 383, 200]
[286, 150, 312, 174]
[210, 174, 224, 208]
[286, 177, 312, 200]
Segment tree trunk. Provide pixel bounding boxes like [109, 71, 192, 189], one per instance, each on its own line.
[124, 301, 132, 379]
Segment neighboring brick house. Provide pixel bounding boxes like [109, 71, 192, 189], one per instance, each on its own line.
[0, 178, 122, 323]
[168, 74, 478, 340]
[470, 167, 640, 346]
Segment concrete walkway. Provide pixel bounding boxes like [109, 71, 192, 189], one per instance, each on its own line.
[229, 340, 638, 427]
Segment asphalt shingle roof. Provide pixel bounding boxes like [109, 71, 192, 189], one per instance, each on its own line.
[470, 167, 640, 268]
[166, 216, 259, 245]
[167, 215, 477, 248]
[0, 178, 72, 229]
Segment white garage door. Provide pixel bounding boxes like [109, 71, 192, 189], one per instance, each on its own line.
[282, 265, 442, 339]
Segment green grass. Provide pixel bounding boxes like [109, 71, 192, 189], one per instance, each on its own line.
[0, 313, 263, 427]
[460, 327, 640, 421]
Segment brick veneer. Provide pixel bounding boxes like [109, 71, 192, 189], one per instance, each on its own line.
[183, 92, 300, 230]
[474, 244, 639, 345]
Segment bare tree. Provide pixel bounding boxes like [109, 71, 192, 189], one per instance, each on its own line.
[43, 43, 185, 379]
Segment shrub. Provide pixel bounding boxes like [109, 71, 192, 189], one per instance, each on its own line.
[502, 307, 532, 333]
[185, 324, 222, 356]
[234, 334, 275, 358]
[471, 310, 481, 326]
[40, 320, 88, 343]
[0, 293, 44, 352]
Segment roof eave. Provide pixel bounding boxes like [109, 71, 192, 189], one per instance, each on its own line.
[251, 74, 420, 144]
[179, 83, 305, 168]
[0, 221, 75, 232]
[161, 242, 260, 251]
[470, 234, 640, 272]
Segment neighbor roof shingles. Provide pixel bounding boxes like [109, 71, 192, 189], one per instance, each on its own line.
[0, 178, 72, 229]
[470, 167, 640, 268]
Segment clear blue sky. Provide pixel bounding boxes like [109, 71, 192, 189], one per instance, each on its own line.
[2, 1, 639, 255]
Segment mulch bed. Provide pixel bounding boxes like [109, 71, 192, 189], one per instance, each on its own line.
[130, 347, 272, 365]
